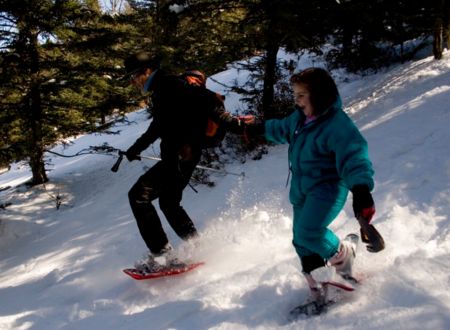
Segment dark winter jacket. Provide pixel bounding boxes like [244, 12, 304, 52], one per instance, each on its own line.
[127, 70, 243, 170]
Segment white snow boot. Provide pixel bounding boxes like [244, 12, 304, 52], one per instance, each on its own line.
[329, 233, 359, 279]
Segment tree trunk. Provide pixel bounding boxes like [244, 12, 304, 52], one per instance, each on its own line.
[444, 0, 450, 49]
[27, 30, 48, 185]
[433, 0, 444, 59]
[342, 21, 353, 60]
[434, 19, 444, 59]
[262, 41, 279, 119]
[28, 84, 48, 185]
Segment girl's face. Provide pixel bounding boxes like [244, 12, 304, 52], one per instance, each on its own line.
[293, 83, 314, 117]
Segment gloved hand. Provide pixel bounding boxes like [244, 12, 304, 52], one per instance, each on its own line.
[125, 146, 141, 162]
[238, 115, 257, 125]
[351, 184, 375, 223]
[243, 119, 265, 145]
[244, 116, 265, 136]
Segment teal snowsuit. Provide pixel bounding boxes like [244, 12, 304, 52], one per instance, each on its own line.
[265, 98, 374, 260]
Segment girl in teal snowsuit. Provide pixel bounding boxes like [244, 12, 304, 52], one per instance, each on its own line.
[263, 68, 376, 280]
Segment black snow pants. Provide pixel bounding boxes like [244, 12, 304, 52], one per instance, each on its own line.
[128, 160, 199, 254]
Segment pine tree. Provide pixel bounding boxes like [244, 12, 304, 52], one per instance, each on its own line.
[431, 0, 450, 59]
[234, 0, 331, 118]
[0, 0, 137, 184]
[0, 0, 64, 184]
[327, 0, 393, 71]
[170, 0, 251, 74]
[445, 0, 450, 50]
[328, 0, 449, 70]
[125, 0, 249, 75]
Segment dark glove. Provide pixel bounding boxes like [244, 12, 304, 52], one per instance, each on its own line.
[242, 121, 265, 146]
[125, 146, 141, 162]
[351, 184, 375, 223]
[243, 118, 265, 140]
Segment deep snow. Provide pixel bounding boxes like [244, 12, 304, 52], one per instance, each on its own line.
[1, 52, 450, 330]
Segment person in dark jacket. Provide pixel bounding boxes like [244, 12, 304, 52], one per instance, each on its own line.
[122, 52, 251, 272]
[253, 68, 376, 302]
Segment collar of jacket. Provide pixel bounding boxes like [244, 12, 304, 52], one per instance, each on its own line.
[143, 69, 159, 92]
[295, 96, 342, 124]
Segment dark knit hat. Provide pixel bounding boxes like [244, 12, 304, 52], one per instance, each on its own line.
[122, 52, 160, 80]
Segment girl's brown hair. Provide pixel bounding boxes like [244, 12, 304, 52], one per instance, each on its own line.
[290, 68, 339, 114]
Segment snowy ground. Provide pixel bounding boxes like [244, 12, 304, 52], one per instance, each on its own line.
[1, 52, 450, 330]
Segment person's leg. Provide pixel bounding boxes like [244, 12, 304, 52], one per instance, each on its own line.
[292, 182, 348, 260]
[158, 160, 198, 240]
[292, 197, 328, 302]
[159, 189, 198, 240]
[128, 162, 170, 254]
[291, 184, 347, 301]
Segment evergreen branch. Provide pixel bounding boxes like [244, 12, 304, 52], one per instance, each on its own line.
[45, 144, 120, 158]
[208, 76, 234, 90]
[0, 14, 16, 24]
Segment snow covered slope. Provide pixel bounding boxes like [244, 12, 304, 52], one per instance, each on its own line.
[1, 54, 449, 330]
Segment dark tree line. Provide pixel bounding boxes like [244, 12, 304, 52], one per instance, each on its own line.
[1, 0, 448, 185]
